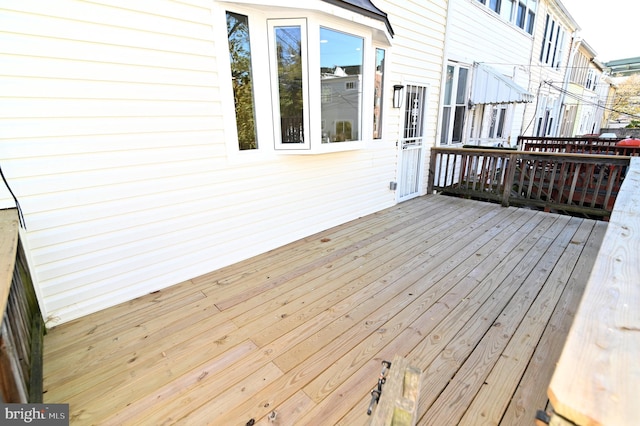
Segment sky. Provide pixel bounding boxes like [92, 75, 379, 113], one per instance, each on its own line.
[560, 0, 640, 62]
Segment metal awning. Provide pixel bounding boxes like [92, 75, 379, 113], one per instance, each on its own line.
[471, 63, 534, 104]
[321, 0, 394, 36]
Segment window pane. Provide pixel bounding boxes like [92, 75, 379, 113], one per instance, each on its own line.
[456, 67, 468, 104]
[516, 2, 526, 28]
[452, 105, 465, 143]
[497, 108, 506, 138]
[226, 11, 257, 150]
[443, 65, 454, 105]
[320, 28, 363, 143]
[545, 20, 555, 63]
[501, 0, 514, 20]
[540, 14, 549, 61]
[440, 107, 451, 145]
[527, 10, 535, 34]
[373, 48, 385, 139]
[275, 26, 304, 143]
[489, 107, 498, 137]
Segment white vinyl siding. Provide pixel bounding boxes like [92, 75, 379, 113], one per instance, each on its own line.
[388, 0, 448, 169]
[442, 0, 532, 146]
[0, 0, 449, 324]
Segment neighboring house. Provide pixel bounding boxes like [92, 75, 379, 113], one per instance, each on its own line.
[320, 67, 362, 142]
[594, 72, 617, 131]
[438, 0, 536, 148]
[561, 41, 607, 136]
[523, 0, 578, 138]
[0, 0, 448, 325]
[604, 57, 640, 128]
[605, 56, 640, 77]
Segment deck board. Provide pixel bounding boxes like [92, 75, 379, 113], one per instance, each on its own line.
[42, 195, 604, 425]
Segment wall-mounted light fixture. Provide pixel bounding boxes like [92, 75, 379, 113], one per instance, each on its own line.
[393, 84, 404, 108]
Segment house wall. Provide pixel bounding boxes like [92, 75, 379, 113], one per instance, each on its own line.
[567, 42, 607, 136]
[0, 0, 447, 325]
[444, 0, 533, 146]
[522, 0, 578, 137]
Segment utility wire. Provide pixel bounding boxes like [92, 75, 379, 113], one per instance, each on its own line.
[543, 80, 640, 119]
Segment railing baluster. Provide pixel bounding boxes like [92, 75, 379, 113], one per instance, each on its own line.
[557, 162, 568, 205]
[591, 163, 606, 209]
[567, 163, 580, 205]
[547, 162, 558, 203]
[466, 153, 474, 190]
[603, 167, 618, 211]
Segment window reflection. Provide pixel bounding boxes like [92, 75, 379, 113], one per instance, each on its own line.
[275, 26, 304, 143]
[373, 48, 385, 139]
[226, 11, 257, 150]
[320, 28, 363, 143]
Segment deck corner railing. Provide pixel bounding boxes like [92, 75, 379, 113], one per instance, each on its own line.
[428, 146, 632, 219]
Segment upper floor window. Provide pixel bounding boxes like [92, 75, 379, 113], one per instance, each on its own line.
[520, 0, 536, 34]
[586, 69, 598, 91]
[477, 0, 501, 13]
[479, 0, 536, 34]
[540, 13, 565, 68]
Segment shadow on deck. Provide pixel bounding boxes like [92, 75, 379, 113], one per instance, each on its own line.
[42, 195, 606, 425]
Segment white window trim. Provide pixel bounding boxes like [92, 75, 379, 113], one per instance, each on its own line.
[475, 0, 536, 35]
[216, 4, 387, 158]
[216, 5, 278, 164]
[439, 62, 471, 146]
[268, 18, 312, 151]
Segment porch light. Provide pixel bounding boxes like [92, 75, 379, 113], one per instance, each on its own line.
[393, 84, 404, 108]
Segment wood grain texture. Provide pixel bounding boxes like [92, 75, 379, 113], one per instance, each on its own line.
[42, 195, 604, 425]
[0, 209, 19, 317]
[548, 157, 640, 425]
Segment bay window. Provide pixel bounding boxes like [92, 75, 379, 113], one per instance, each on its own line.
[223, 3, 391, 154]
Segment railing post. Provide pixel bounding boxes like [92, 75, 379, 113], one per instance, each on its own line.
[427, 148, 437, 194]
[502, 153, 518, 207]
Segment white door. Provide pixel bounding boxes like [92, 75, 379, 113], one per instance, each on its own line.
[398, 84, 428, 201]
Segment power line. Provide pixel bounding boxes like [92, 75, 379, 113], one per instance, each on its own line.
[542, 80, 640, 119]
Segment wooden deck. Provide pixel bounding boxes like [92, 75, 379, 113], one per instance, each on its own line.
[42, 195, 606, 425]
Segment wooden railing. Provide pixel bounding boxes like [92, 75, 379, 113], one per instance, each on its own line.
[427, 147, 631, 219]
[0, 209, 44, 403]
[519, 136, 640, 156]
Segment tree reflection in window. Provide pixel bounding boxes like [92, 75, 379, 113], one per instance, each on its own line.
[373, 48, 385, 139]
[226, 11, 257, 150]
[275, 26, 304, 143]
